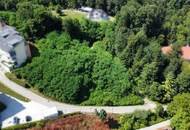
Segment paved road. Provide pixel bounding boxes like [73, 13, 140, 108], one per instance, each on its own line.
[0, 71, 157, 114]
[139, 120, 171, 130]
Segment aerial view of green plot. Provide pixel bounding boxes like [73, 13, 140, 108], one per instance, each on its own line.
[0, 0, 190, 130]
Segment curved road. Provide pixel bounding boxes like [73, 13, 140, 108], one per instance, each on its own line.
[0, 71, 156, 114]
[139, 120, 171, 130]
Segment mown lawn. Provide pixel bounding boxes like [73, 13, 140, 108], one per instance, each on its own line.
[0, 82, 29, 102]
[52, 9, 86, 20]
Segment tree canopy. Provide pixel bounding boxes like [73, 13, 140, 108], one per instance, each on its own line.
[1, 0, 188, 107]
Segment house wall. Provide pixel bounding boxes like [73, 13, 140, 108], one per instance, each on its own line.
[14, 41, 27, 67]
[0, 49, 10, 62]
[88, 9, 109, 21]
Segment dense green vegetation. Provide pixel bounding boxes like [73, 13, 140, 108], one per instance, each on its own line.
[105, 0, 190, 104]
[168, 93, 190, 130]
[14, 32, 142, 105]
[1, 0, 190, 105]
[0, 1, 62, 41]
[0, 0, 128, 16]
[2, 119, 47, 130]
[119, 106, 167, 130]
[1, 0, 190, 128]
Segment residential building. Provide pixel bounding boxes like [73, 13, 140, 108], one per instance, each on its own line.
[161, 45, 190, 60]
[87, 9, 109, 21]
[0, 22, 31, 72]
[79, 6, 93, 13]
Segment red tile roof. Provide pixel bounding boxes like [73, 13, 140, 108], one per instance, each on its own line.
[161, 45, 190, 60]
[161, 46, 172, 54]
[181, 46, 190, 60]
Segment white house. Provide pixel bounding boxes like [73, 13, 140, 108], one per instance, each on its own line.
[79, 6, 93, 13]
[87, 9, 109, 21]
[0, 22, 31, 72]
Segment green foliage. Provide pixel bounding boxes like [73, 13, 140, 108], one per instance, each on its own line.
[2, 120, 46, 130]
[119, 110, 166, 130]
[0, 11, 16, 26]
[155, 104, 165, 118]
[62, 18, 105, 45]
[168, 93, 190, 130]
[15, 40, 95, 103]
[0, 1, 62, 40]
[14, 32, 136, 105]
[104, 0, 189, 105]
[16, 2, 62, 40]
[0, 0, 19, 11]
[168, 93, 190, 116]
[2, 0, 189, 108]
[171, 111, 190, 130]
[176, 70, 190, 92]
[117, 95, 144, 106]
[55, 5, 63, 15]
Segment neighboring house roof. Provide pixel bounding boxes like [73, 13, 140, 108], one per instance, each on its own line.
[79, 6, 93, 12]
[0, 23, 24, 55]
[161, 45, 190, 60]
[181, 46, 190, 60]
[88, 9, 109, 21]
[161, 45, 172, 54]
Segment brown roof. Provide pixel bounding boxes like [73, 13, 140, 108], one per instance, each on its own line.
[161, 45, 172, 54]
[181, 46, 190, 60]
[161, 45, 190, 60]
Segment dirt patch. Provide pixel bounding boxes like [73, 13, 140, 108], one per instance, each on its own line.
[28, 113, 111, 130]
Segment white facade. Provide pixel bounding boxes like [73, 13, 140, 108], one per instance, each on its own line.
[87, 9, 109, 21]
[79, 6, 93, 12]
[0, 22, 30, 72]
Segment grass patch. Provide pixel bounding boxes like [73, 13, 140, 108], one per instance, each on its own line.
[61, 9, 87, 20]
[5, 72, 32, 88]
[52, 9, 86, 21]
[0, 82, 29, 102]
[117, 94, 144, 106]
